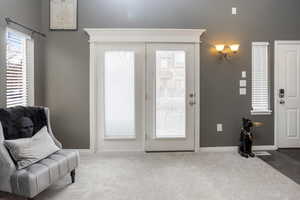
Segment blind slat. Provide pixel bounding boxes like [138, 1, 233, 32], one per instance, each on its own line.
[252, 42, 270, 113]
[6, 30, 28, 108]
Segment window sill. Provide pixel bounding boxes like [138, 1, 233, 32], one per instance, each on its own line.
[251, 110, 272, 115]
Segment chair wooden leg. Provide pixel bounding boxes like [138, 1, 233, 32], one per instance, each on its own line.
[70, 169, 76, 183]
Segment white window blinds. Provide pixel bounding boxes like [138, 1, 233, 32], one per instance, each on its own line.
[104, 51, 135, 138]
[251, 42, 271, 115]
[6, 30, 29, 108]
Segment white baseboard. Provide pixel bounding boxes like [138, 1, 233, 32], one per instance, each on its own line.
[68, 149, 145, 155]
[69, 145, 278, 154]
[79, 149, 94, 154]
[95, 151, 146, 156]
[199, 145, 278, 152]
[199, 146, 238, 152]
[67, 149, 93, 154]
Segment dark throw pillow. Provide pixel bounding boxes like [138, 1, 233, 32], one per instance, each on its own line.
[0, 106, 48, 140]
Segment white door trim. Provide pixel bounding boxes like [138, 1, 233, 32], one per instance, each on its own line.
[274, 40, 300, 148]
[85, 29, 205, 153]
[194, 44, 200, 152]
[84, 28, 206, 43]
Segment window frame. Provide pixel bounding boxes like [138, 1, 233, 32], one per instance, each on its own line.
[251, 42, 272, 115]
[5, 28, 34, 108]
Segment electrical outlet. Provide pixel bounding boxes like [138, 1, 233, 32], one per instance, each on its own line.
[217, 123, 223, 133]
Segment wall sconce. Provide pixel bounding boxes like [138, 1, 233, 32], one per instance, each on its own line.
[215, 43, 240, 60]
[229, 44, 240, 53]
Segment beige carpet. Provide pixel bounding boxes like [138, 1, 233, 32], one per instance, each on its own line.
[1, 152, 300, 200]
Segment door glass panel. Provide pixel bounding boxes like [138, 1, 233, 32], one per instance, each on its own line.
[104, 51, 135, 137]
[155, 51, 186, 138]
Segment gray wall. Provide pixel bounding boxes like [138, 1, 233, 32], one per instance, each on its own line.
[40, 0, 300, 148]
[0, 0, 44, 106]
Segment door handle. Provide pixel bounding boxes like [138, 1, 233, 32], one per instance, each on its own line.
[189, 100, 196, 106]
[279, 99, 285, 104]
[189, 92, 196, 106]
[189, 93, 195, 98]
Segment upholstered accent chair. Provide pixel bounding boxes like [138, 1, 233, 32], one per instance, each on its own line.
[0, 107, 79, 199]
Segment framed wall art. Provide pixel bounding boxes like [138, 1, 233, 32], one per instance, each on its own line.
[50, 0, 78, 31]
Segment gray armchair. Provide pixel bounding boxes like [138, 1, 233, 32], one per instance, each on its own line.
[0, 107, 79, 199]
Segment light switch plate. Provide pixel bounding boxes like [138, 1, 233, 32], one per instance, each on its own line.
[217, 123, 223, 132]
[242, 71, 246, 78]
[232, 7, 237, 15]
[240, 88, 246, 95]
[240, 80, 246, 87]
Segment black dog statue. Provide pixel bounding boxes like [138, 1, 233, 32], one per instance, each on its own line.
[239, 118, 255, 158]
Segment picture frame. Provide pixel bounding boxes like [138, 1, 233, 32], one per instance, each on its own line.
[49, 0, 78, 31]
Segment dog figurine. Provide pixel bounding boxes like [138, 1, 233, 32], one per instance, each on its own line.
[239, 118, 256, 158]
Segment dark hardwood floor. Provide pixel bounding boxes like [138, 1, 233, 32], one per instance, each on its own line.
[258, 148, 300, 184]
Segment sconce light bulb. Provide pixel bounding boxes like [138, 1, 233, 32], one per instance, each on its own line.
[215, 44, 225, 52]
[230, 44, 240, 52]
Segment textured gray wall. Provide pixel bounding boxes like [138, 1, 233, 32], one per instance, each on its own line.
[40, 0, 300, 148]
[0, 0, 44, 106]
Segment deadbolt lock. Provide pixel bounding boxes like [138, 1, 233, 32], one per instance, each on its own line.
[279, 89, 285, 98]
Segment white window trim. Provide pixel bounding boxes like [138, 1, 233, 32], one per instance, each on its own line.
[251, 42, 271, 115]
[250, 110, 272, 115]
[5, 28, 34, 107]
[84, 28, 205, 153]
[26, 38, 35, 106]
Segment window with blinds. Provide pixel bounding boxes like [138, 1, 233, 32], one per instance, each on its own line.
[6, 30, 29, 108]
[251, 42, 272, 115]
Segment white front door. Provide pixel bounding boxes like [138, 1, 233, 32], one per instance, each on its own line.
[145, 43, 196, 151]
[276, 41, 300, 148]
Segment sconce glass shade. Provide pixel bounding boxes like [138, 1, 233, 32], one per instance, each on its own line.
[215, 44, 225, 52]
[230, 44, 240, 52]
